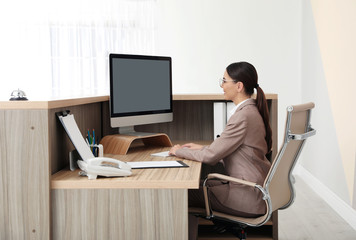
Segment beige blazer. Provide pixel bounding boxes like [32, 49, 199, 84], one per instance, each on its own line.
[176, 98, 271, 215]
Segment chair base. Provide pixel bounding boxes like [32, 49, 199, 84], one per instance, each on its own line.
[211, 219, 247, 240]
[197, 218, 273, 240]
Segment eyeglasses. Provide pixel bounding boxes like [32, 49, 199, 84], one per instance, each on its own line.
[219, 78, 235, 87]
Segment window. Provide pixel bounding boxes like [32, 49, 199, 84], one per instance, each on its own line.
[0, 0, 156, 99]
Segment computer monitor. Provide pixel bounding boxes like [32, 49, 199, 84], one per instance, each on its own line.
[109, 53, 173, 136]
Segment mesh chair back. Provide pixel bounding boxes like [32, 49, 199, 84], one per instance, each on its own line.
[264, 102, 315, 212]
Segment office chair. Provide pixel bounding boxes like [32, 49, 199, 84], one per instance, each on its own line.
[190, 102, 316, 240]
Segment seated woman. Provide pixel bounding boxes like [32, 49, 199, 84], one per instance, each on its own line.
[169, 61, 272, 240]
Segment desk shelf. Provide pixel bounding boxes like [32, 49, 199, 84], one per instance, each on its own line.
[51, 146, 201, 189]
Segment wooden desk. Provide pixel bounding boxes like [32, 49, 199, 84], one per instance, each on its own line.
[52, 145, 201, 189]
[0, 94, 278, 240]
[51, 145, 201, 239]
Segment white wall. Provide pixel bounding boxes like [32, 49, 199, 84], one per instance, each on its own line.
[155, 0, 302, 145]
[299, 0, 356, 220]
[300, 0, 350, 203]
[298, 0, 356, 228]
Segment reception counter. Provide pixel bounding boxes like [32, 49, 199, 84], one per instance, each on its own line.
[0, 93, 278, 240]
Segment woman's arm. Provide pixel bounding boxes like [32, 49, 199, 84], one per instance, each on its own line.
[171, 114, 248, 165]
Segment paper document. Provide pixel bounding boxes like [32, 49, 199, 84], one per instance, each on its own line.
[58, 114, 94, 161]
[127, 161, 188, 169]
[150, 151, 170, 157]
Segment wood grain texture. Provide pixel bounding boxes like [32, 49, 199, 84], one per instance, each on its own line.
[0, 109, 50, 240]
[100, 133, 172, 155]
[62, 95, 278, 143]
[0, 96, 108, 110]
[52, 188, 188, 240]
[51, 146, 201, 189]
[135, 100, 215, 141]
[0, 94, 277, 109]
[1, 94, 278, 240]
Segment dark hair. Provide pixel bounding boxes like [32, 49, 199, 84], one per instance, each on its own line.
[226, 62, 272, 156]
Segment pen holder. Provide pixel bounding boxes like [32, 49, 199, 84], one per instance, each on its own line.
[69, 144, 104, 171]
[89, 144, 103, 158]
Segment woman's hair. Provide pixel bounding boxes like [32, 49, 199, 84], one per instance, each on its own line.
[226, 62, 272, 156]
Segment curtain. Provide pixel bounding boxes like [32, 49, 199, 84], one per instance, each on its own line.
[0, 0, 156, 99]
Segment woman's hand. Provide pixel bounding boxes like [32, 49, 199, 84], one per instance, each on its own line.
[169, 144, 182, 156]
[169, 143, 204, 156]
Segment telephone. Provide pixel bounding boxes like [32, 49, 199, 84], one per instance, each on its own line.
[77, 157, 132, 180]
[56, 111, 132, 180]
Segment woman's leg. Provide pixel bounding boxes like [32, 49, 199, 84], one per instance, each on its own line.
[188, 180, 223, 240]
[188, 163, 227, 239]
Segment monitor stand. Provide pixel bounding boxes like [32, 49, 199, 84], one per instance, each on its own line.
[118, 126, 156, 137]
[100, 126, 173, 155]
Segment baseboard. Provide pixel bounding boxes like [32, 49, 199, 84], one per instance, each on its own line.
[294, 164, 356, 231]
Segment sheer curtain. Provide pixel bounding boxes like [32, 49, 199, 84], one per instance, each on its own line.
[0, 0, 156, 99]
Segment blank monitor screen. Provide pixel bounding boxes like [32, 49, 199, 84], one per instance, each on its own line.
[109, 54, 172, 131]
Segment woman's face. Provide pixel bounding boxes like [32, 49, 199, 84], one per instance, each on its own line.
[221, 70, 237, 101]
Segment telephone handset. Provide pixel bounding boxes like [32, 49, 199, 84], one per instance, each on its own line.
[77, 157, 132, 180]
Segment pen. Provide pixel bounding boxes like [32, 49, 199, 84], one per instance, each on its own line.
[91, 129, 96, 155]
[87, 129, 91, 144]
[93, 129, 95, 145]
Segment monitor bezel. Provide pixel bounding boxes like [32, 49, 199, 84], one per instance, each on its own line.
[109, 53, 173, 128]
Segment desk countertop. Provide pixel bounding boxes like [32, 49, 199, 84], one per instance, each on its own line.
[1, 93, 277, 109]
[51, 145, 202, 190]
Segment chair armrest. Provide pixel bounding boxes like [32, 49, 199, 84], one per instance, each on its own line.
[206, 173, 269, 200]
[206, 173, 257, 188]
[202, 173, 269, 218]
[288, 127, 316, 140]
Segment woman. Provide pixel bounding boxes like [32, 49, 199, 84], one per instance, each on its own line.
[169, 61, 272, 239]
